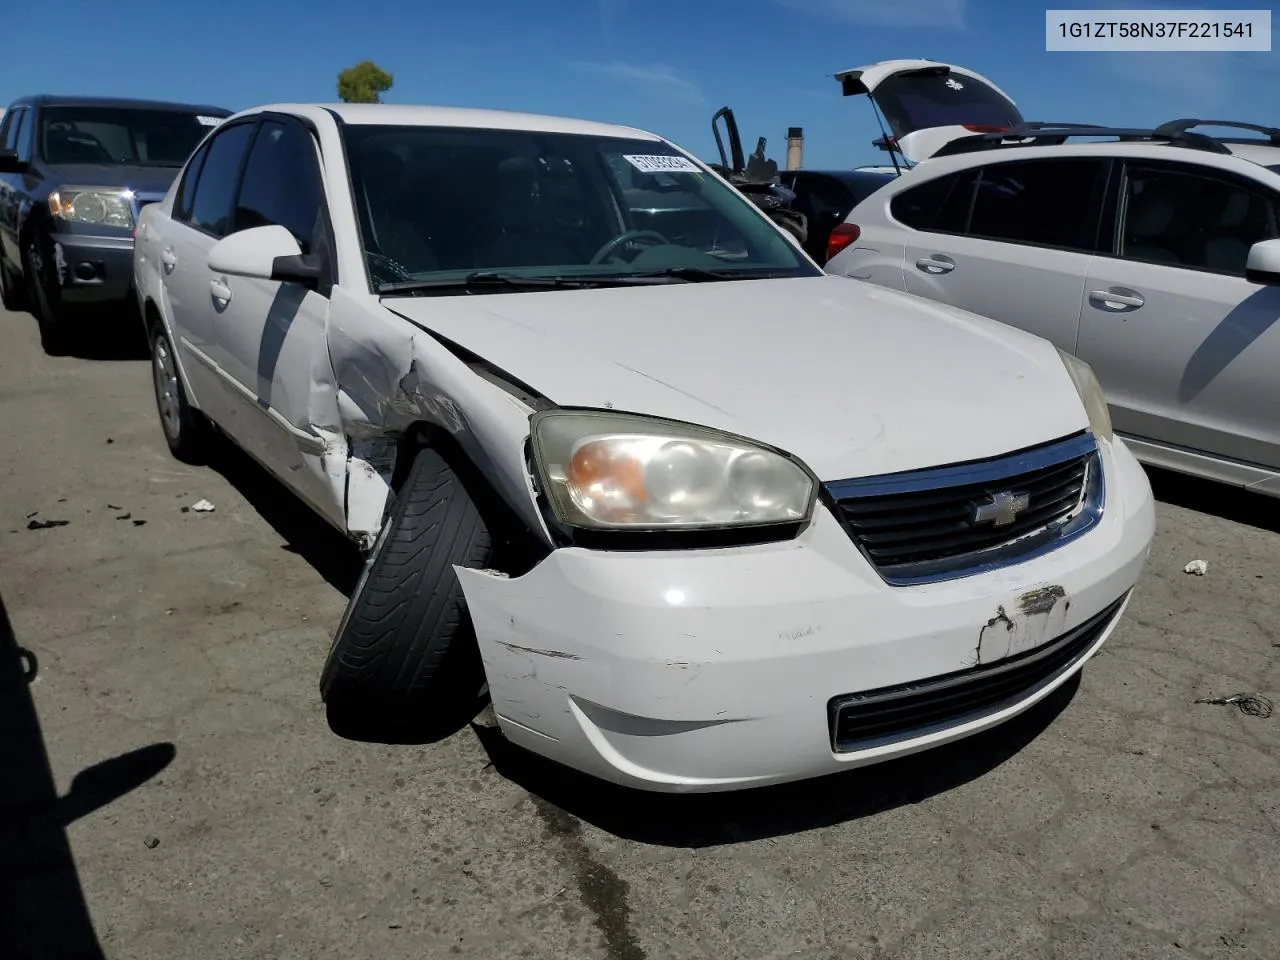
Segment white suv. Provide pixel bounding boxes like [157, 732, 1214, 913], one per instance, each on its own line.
[825, 120, 1280, 497]
[134, 102, 1154, 792]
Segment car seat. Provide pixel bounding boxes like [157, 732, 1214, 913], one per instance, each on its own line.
[1123, 187, 1180, 266]
[1202, 191, 1258, 275]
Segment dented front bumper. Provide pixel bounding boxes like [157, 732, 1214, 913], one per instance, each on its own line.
[457, 438, 1156, 793]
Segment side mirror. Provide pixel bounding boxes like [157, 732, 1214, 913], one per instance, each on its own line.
[0, 149, 28, 174]
[207, 225, 321, 288]
[1245, 238, 1280, 286]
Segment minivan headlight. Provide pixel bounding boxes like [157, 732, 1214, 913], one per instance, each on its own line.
[1057, 348, 1113, 442]
[529, 410, 816, 531]
[48, 187, 134, 230]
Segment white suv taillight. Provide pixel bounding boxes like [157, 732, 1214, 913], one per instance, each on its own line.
[825, 223, 861, 263]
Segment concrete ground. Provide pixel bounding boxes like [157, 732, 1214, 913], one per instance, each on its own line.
[1, 303, 1278, 960]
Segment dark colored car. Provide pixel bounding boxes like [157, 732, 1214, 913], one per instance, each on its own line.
[779, 168, 898, 262]
[0, 95, 232, 353]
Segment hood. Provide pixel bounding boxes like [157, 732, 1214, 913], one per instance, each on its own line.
[44, 163, 181, 198]
[835, 59, 1023, 165]
[385, 276, 1088, 482]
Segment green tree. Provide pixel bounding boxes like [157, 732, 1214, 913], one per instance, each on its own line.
[337, 60, 394, 104]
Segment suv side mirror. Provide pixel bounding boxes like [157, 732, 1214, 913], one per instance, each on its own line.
[207, 225, 321, 289]
[1245, 238, 1280, 286]
[0, 149, 28, 174]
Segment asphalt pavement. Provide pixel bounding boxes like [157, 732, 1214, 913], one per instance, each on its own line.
[2, 303, 1279, 960]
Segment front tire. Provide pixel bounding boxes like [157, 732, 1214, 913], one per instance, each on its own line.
[24, 237, 71, 356]
[150, 326, 209, 464]
[0, 252, 24, 311]
[321, 446, 494, 735]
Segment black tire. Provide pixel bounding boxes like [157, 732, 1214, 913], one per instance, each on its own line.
[320, 445, 494, 734]
[149, 325, 209, 464]
[24, 237, 71, 356]
[0, 253, 24, 311]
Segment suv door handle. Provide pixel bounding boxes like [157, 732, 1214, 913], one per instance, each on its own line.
[915, 255, 955, 274]
[1089, 288, 1144, 310]
[160, 248, 177, 272]
[209, 278, 232, 303]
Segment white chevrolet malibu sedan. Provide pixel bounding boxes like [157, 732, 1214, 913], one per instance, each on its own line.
[134, 102, 1155, 792]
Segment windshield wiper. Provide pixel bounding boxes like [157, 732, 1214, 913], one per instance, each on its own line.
[630, 266, 748, 282]
[377, 271, 608, 296]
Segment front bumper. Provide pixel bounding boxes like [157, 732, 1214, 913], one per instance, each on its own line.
[48, 231, 135, 304]
[458, 436, 1156, 793]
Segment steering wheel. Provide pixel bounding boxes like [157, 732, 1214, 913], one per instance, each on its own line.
[589, 229, 671, 265]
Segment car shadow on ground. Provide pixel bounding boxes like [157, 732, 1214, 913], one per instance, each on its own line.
[1146, 465, 1280, 534]
[0, 593, 176, 959]
[204, 434, 364, 596]
[469, 673, 1080, 848]
[9, 303, 150, 362]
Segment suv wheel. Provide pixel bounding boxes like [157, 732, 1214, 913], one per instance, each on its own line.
[24, 237, 71, 355]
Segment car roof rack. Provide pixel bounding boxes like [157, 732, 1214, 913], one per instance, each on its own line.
[1154, 118, 1280, 146]
[930, 122, 1232, 158]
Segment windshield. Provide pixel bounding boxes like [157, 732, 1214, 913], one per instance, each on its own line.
[39, 107, 223, 167]
[874, 71, 1022, 139]
[341, 125, 819, 291]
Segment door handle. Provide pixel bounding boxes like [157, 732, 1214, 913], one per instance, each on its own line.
[1088, 288, 1144, 310]
[160, 248, 177, 273]
[209, 278, 232, 303]
[915, 255, 955, 274]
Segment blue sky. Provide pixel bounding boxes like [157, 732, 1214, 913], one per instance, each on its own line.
[2, 0, 1277, 168]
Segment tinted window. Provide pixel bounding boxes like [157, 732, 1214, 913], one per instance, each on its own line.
[173, 142, 210, 222]
[0, 110, 17, 152]
[234, 121, 322, 253]
[874, 71, 1022, 138]
[890, 170, 976, 233]
[1119, 165, 1280, 276]
[793, 174, 854, 221]
[188, 122, 256, 238]
[38, 107, 225, 167]
[341, 124, 818, 289]
[967, 159, 1102, 251]
[13, 108, 33, 161]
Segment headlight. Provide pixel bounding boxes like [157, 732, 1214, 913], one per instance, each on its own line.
[1056, 348, 1113, 442]
[529, 410, 816, 531]
[48, 187, 134, 230]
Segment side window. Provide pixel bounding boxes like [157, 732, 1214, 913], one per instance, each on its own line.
[188, 122, 256, 239]
[889, 170, 977, 233]
[800, 175, 855, 222]
[233, 120, 323, 254]
[0, 110, 15, 152]
[172, 141, 210, 222]
[1119, 164, 1280, 276]
[13, 109, 33, 161]
[967, 159, 1103, 252]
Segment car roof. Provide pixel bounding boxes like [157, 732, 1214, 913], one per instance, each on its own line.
[922, 137, 1280, 174]
[9, 94, 232, 114]
[246, 102, 662, 141]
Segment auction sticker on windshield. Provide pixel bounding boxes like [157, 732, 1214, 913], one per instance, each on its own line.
[196, 115, 224, 127]
[625, 155, 702, 174]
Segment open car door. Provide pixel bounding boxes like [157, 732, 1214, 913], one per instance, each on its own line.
[834, 60, 1023, 165]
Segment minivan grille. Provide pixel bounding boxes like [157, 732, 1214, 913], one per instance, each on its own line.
[825, 433, 1102, 585]
[829, 592, 1127, 751]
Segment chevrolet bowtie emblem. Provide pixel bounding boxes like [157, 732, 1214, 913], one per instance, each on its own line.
[971, 490, 1030, 528]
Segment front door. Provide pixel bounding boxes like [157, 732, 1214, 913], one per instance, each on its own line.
[1076, 160, 1280, 471]
[202, 115, 347, 527]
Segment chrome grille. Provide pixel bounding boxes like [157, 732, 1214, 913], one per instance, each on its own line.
[826, 432, 1103, 585]
[829, 592, 1127, 751]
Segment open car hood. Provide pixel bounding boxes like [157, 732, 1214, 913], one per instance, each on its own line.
[834, 59, 1023, 165]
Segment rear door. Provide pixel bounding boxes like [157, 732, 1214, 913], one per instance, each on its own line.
[899, 155, 1109, 349]
[1076, 159, 1280, 471]
[834, 60, 1023, 165]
